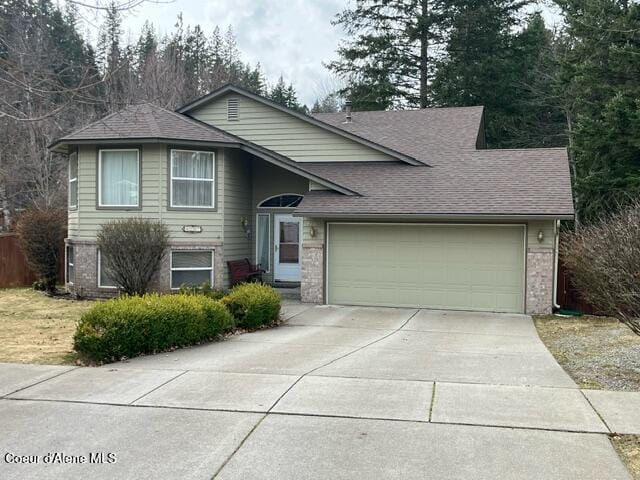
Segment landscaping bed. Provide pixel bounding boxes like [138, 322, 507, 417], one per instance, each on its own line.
[535, 314, 640, 479]
[74, 283, 281, 364]
[0, 288, 92, 364]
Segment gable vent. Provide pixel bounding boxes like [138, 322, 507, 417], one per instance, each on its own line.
[227, 97, 239, 121]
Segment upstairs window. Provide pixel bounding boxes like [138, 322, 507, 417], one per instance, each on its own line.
[227, 97, 239, 121]
[170, 149, 215, 208]
[68, 152, 78, 209]
[98, 149, 140, 207]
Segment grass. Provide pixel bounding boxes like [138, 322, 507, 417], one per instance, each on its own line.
[535, 314, 640, 479]
[0, 288, 93, 365]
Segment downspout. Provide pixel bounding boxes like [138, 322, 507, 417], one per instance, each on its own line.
[553, 219, 561, 310]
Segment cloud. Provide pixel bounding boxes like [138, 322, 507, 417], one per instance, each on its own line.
[116, 0, 347, 105]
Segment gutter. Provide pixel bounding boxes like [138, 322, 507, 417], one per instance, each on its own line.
[553, 219, 561, 310]
[292, 212, 576, 221]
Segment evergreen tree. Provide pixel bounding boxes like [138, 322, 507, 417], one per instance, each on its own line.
[311, 93, 341, 113]
[431, 0, 531, 146]
[507, 13, 568, 148]
[270, 76, 288, 106]
[327, 0, 445, 108]
[556, 0, 640, 222]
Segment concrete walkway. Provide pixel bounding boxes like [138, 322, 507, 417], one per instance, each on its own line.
[0, 303, 635, 479]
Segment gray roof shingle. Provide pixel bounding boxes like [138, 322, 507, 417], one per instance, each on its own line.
[295, 148, 574, 217]
[52, 103, 239, 146]
[313, 106, 485, 162]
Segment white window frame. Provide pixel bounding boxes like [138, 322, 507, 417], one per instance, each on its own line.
[170, 250, 214, 290]
[66, 245, 74, 285]
[169, 149, 216, 209]
[257, 193, 303, 209]
[98, 148, 140, 208]
[97, 250, 118, 289]
[68, 152, 78, 209]
[255, 213, 271, 273]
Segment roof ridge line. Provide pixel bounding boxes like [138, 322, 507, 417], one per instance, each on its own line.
[176, 84, 427, 166]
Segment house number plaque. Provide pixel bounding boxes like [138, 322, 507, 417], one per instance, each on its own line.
[182, 225, 203, 233]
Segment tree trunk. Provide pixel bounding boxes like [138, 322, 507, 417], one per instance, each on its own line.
[566, 110, 579, 228]
[420, 0, 429, 108]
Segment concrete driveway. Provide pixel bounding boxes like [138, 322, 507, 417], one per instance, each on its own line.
[0, 304, 633, 479]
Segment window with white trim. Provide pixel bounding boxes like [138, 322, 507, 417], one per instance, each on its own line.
[98, 250, 118, 288]
[170, 149, 215, 208]
[170, 250, 214, 289]
[258, 194, 303, 208]
[256, 213, 270, 272]
[68, 152, 78, 208]
[98, 149, 139, 207]
[66, 245, 75, 284]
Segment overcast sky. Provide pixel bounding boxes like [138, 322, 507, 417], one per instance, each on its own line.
[73, 0, 562, 106]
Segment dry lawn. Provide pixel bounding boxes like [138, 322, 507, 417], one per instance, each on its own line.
[0, 288, 93, 364]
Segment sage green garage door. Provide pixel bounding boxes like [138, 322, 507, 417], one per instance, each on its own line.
[327, 224, 525, 313]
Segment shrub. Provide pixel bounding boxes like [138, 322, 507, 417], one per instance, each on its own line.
[74, 293, 234, 363]
[223, 283, 281, 329]
[16, 209, 66, 293]
[97, 218, 169, 295]
[179, 281, 226, 300]
[562, 202, 640, 333]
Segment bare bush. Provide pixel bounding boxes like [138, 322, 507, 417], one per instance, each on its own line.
[97, 218, 169, 295]
[561, 202, 640, 333]
[16, 209, 66, 293]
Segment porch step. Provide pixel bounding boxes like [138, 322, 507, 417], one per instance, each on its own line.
[272, 284, 301, 300]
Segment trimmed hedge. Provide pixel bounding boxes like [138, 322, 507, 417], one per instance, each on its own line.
[223, 283, 281, 329]
[74, 293, 233, 363]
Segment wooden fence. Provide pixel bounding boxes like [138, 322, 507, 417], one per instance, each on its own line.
[0, 233, 65, 288]
[555, 258, 596, 315]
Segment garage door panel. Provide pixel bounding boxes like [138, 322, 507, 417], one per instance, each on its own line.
[327, 224, 525, 313]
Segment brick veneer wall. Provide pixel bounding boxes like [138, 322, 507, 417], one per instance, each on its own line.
[65, 240, 224, 298]
[526, 247, 554, 314]
[301, 243, 324, 303]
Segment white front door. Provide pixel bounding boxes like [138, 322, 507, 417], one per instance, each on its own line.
[274, 214, 302, 282]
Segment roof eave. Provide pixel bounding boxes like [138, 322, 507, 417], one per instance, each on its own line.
[292, 212, 575, 221]
[48, 137, 241, 152]
[176, 84, 426, 166]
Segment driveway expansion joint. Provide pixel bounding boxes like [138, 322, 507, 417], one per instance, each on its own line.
[128, 369, 189, 405]
[1, 365, 80, 398]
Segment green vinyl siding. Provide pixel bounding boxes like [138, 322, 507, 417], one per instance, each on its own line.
[190, 93, 395, 163]
[222, 148, 252, 286]
[327, 223, 526, 313]
[72, 144, 224, 242]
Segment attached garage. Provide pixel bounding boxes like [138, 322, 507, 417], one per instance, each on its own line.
[326, 223, 526, 313]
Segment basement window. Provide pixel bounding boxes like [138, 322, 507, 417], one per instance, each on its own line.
[66, 245, 75, 285]
[227, 97, 239, 121]
[170, 250, 214, 289]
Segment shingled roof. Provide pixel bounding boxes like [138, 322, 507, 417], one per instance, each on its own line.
[295, 148, 574, 218]
[49, 90, 574, 218]
[50, 103, 239, 150]
[313, 106, 485, 162]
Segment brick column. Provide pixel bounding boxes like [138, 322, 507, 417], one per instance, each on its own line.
[301, 243, 324, 303]
[526, 247, 554, 314]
